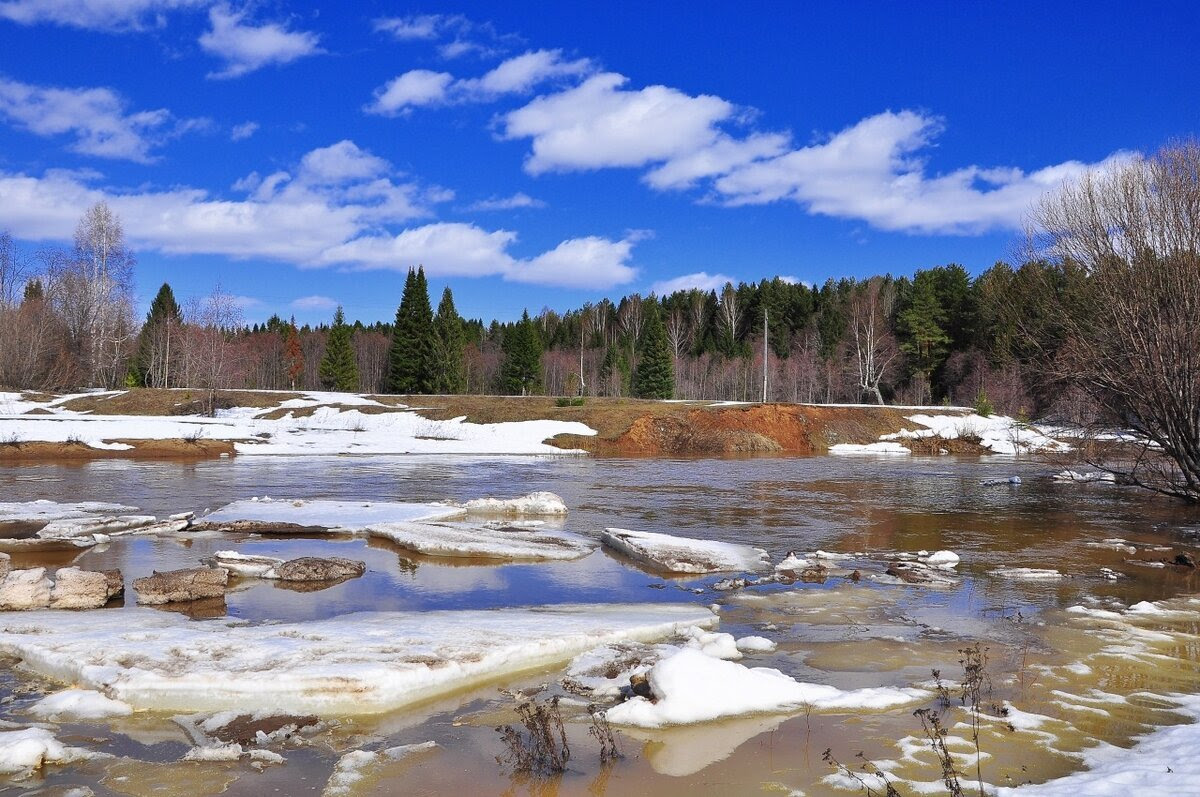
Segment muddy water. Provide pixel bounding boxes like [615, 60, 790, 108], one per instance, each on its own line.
[1, 454, 1199, 796]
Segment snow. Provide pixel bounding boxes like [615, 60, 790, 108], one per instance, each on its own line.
[324, 741, 438, 797]
[0, 727, 103, 779]
[209, 551, 284, 577]
[604, 648, 927, 728]
[457, 491, 568, 515]
[1054, 470, 1117, 483]
[600, 528, 769, 574]
[0, 390, 596, 456]
[774, 553, 813, 572]
[880, 413, 1069, 455]
[735, 636, 777, 654]
[0, 604, 716, 715]
[997, 694, 1200, 796]
[829, 442, 911, 455]
[365, 521, 595, 561]
[921, 550, 960, 568]
[27, 689, 132, 720]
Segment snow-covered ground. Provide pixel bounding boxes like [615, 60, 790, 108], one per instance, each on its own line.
[0, 604, 716, 715]
[0, 390, 596, 456]
[879, 412, 1069, 455]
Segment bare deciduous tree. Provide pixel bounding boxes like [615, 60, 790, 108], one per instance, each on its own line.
[184, 286, 244, 414]
[1028, 140, 1200, 500]
[849, 277, 899, 405]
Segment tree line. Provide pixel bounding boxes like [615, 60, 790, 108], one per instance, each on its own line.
[0, 204, 1096, 418]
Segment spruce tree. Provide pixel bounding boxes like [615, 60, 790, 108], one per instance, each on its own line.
[318, 307, 359, 392]
[284, 321, 304, 389]
[433, 286, 466, 393]
[500, 310, 543, 395]
[633, 302, 675, 399]
[133, 282, 182, 387]
[386, 267, 438, 393]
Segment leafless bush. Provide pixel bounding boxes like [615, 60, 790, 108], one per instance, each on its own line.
[586, 704, 620, 765]
[495, 694, 571, 776]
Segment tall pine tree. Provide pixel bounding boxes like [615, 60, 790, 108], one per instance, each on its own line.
[318, 307, 359, 391]
[633, 302, 674, 399]
[433, 286, 466, 393]
[500, 310, 543, 395]
[387, 267, 438, 393]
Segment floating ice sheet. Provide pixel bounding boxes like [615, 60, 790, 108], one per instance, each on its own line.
[0, 604, 716, 716]
[600, 528, 769, 574]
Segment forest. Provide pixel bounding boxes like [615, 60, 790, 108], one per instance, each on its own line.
[0, 203, 1076, 419]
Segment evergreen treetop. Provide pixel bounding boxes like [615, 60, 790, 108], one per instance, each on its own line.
[318, 306, 359, 392]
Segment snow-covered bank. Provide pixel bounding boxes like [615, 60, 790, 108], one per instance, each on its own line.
[0, 390, 596, 456]
[999, 696, 1200, 796]
[600, 528, 769, 574]
[0, 604, 716, 715]
[880, 412, 1069, 455]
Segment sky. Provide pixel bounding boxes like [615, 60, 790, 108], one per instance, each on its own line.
[0, 1, 1197, 325]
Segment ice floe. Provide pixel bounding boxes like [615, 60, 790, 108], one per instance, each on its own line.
[0, 604, 715, 715]
[365, 521, 595, 561]
[604, 648, 926, 728]
[0, 500, 192, 549]
[0, 726, 104, 779]
[323, 741, 438, 796]
[989, 567, 1065, 580]
[1054, 470, 1117, 483]
[600, 528, 769, 574]
[829, 442, 911, 455]
[196, 497, 463, 532]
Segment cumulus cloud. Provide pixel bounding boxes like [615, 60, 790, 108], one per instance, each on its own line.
[0, 76, 200, 162]
[199, 4, 322, 79]
[465, 192, 545, 211]
[713, 111, 1128, 234]
[367, 69, 455, 115]
[321, 223, 638, 289]
[501, 72, 736, 175]
[230, 120, 258, 141]
[0, 144, 634, 289]
[501, 72, 1125, 234]
[291, 295, 338, 310]
[0, 0, 204, 31]
[367, 50, 590, 116]
[649, 271, 735, 295]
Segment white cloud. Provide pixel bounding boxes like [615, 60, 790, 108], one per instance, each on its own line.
[367, 50, 591, 116]
[509, 236, 636, 289]
[649, 271, 734, 295]
[291, 295, 338, 310]
[230, 121, 258, 141]
[712, 110, 1126, 234]
[0, 76, 198, 162]
[322, 223, 638, 290]
[366, 70, 454, 116]
[199, 5, 322, 80]
[0, 145, 631, 289]
[373, 13, 459, 41]
[465, 192, 545, 211]
[502, 72, 1125, 234]
[230, 294, 261, 309]
[297, 140, 389, 184]
[0, 0, 204, 31]
[501, 72, 735, 175]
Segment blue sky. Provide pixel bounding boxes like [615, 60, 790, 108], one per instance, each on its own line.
[1, 1, 1197, 324]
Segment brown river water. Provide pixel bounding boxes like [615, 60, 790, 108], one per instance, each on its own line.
[0, 453, 1198, 796]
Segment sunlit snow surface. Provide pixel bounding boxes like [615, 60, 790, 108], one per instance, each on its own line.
[0, 604, 715, 715]
[0, 390, 596, 455]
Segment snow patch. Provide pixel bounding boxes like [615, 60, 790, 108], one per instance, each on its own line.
[27, 689, 132, 720]
[829, 442, 910, 455]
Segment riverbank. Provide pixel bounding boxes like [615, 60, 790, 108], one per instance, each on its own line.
[0, 388, 1047, 461]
